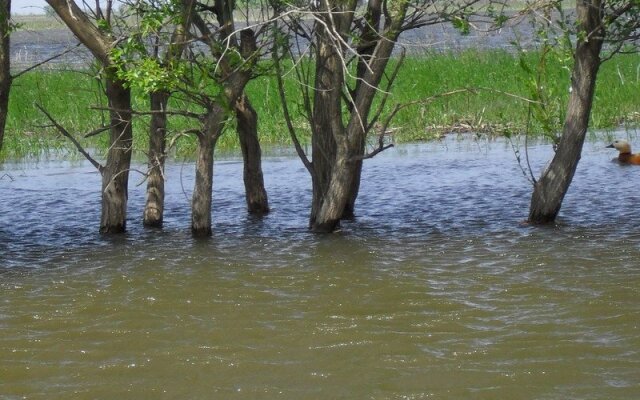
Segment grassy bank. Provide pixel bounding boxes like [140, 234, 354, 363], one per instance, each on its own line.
[3, 50, 640, 158]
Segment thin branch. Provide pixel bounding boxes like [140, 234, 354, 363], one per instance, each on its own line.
[12, 43, 83, 79]
[35, 103, 104, 173]
[352, 139, 394, 161]
[273, 20, 312, 173]
[90, 105, 202, 120]
[366, 49, 406, 133]
[477, 87, 542, 105]
[84, 125, 112, 138]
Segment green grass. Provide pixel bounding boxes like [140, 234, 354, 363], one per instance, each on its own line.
[3, 50, 640, 159]
[390, 50, 640, 140]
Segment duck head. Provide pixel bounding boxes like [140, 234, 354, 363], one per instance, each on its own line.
[607, 139, 632, 154]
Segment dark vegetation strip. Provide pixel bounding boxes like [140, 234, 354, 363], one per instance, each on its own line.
[4, 50, 640, 158]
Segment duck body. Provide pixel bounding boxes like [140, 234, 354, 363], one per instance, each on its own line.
[607, 139, 640, 165]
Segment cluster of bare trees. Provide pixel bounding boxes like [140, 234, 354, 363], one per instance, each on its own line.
[0, 0, 638, 236]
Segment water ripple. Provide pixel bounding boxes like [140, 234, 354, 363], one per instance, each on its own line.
[2, 138, 640, 398]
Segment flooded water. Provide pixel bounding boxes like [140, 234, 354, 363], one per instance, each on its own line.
[1, 135, 640, 399]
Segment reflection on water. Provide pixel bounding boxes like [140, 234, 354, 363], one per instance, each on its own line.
[1, 136, 640, 399]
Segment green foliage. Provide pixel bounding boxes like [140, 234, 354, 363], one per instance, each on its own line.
[451, 16, 470, 35]
[108, 0, 191, 94]
[516, 46, 570, 142]
[115, 53, 188, 93]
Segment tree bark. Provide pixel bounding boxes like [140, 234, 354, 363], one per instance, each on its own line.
[342, 139, 364, 220]
[191, 107, 224, 237]
[312, 148, 355, 233]
[100, 78, 133, 233]
[309, 13, 348, 232]
[143, 90, 169, 227]
[0, 0, 11, 154]
[528, 0, 604, 224]
[235, 93, 269, 215]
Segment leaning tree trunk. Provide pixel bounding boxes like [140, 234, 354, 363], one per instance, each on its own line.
[191, 107, 225, 237]
[235, 93, 269, 215]
[143, 90, 169, 227]
[341, 0, 382, 219]
[528, 1, 604, 224]
[342, 137, 364, 220]
[0, 0, 10, 154]
[100, 78, 133, 233]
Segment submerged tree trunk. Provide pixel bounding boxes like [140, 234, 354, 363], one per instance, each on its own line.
[235, 93, 269, 215]
[0, 0, 11, 154]
[142, 1, 194, 228]
[342, 141, 364, 220]
[143, 90, 169, 227]
[188, 7, 257, 236]
[191, 107, 224, 237]
[312, 147, 357, 233]
[308, 16, 348, 232]
[100, 78, 133, 233]
[528, 0, 604, 224]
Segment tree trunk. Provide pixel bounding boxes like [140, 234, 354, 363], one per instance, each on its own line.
[342, 139, 364, 220]
[528, 0, 604, 224]
[0, 0, 10, 154]
[307, 1, 358, 231]
[235, 93, 269, 215]
[309, 23, 345, 232]
[340, 0, 382, 219]
[100, 78, 133, 233]
[191, 107, 224, 237]
[143, 90, 169, 227]
[45, 0, 133, 234]
[312, 147, 356, 233]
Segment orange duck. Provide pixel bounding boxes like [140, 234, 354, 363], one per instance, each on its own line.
[607, 139, 640, 165]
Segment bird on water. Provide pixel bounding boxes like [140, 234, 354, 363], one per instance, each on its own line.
[607, 139, 640, 165]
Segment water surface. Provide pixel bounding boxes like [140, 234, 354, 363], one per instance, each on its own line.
[1, 136, 639, 399]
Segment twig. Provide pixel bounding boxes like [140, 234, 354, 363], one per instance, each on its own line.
[84, 125, 112, 138]
[273, 20, 312, 174]
[90, 106, 202, 120]
[35, 103, 104, 173]
[12, 43, 83, 80]
[0, 173, 15, 182]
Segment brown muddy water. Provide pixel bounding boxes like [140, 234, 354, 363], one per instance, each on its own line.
[1, 135, 639, 399]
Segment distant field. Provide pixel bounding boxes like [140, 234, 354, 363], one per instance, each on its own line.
[10, 1, 580, 29]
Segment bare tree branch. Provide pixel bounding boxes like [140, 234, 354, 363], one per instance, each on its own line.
[12, 43, 83, 80]
[35, 103, 104, 173]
